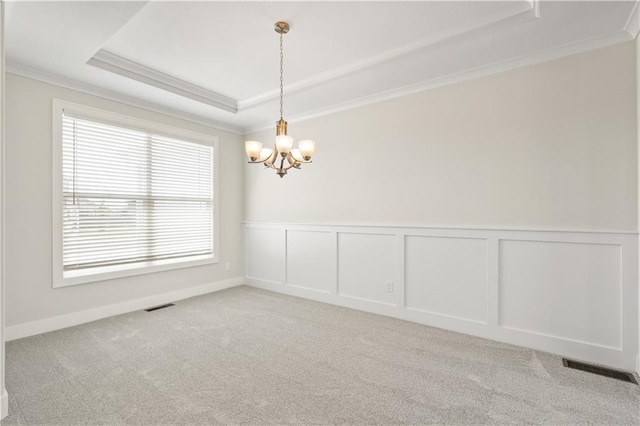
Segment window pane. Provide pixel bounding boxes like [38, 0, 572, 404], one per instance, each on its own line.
[62, 114, 214, 272]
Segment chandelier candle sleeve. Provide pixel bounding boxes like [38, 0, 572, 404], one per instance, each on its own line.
[244, 21, 316, 178]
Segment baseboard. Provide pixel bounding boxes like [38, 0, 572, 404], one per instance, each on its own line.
[5, 277, 244, 341]
[1, 388, 8, 419]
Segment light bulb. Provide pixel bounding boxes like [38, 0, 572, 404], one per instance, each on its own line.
[298, 139, 315, 160]
[275, 135, 293, 156]
[245, 140, 262, 161]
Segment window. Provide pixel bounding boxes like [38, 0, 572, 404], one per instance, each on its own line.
[52, 100, 218, 287]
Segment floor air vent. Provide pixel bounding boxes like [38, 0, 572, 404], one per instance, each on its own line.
[562, 359, 638, 384]
[144, 303, 175, 312]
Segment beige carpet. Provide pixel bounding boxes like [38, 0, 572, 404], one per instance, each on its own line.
[2, 285, 639, 425]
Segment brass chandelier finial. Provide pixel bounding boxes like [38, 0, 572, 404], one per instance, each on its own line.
[244, 21, 316, 178]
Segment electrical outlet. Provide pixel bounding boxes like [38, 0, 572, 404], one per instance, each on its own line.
[225, 262, 231, 271]
[386, 281, 393, 293]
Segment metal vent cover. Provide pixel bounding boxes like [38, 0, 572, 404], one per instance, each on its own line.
[144, 303, 175, 312]
[562, 359, 638, 384]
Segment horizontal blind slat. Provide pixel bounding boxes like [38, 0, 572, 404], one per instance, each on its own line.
[64, 251, 211, 271]
[62, 114, 214, 272]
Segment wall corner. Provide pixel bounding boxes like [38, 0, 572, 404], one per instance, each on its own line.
[636, 33, 640, 374]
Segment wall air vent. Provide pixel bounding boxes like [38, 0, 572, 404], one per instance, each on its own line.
[562, 359, 638, 384]
[144, 303, 175, 312]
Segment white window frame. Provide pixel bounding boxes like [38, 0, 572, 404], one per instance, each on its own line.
[52, 99, 219, 288]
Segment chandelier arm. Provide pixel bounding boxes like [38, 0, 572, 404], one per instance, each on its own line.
[290, 157, 312, 165]
[267, 150, 279, 169]
[284, 153, 300, 170]
[285, 153, 310, 170]
[248, 155, 270, 165]
[251, 147, 278, 166]
[285, 153, 295, 165]
[251, 158, 274, 166]
[277, 156, 300, 172]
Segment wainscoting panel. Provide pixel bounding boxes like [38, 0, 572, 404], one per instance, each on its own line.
[244, 222, 638, 371]
[286, 230, 335, 293]
[499, 239, 622, 349]
[245, 227, 285, 285]
[405, 235, 488, 323]
[338, 233, 397, 305]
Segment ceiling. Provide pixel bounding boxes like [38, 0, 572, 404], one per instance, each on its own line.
[5, 1, 640, 134]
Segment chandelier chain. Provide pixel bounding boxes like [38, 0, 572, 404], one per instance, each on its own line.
[279, 31, 284, 120]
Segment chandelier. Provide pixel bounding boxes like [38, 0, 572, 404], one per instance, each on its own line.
[244, 21, 315, 178]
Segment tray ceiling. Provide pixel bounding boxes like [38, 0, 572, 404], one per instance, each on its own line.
[5, 1, 640, 134]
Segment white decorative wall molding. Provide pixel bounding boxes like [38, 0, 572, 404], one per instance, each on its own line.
[4, 276, 244, 341]
[7, 3, 636, 138]
[238, 0, 540, 111]
[245, 30, 634, 134]
[87, 50, 238, 114]
[7, 1, 638, 135]
[405, 235, 488, 324]
[79, 1, 541, 123]
[244, 222, 638, 371]
[4, 64, 244, 135]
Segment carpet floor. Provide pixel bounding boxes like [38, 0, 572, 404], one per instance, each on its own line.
[2, 285, 639, 425]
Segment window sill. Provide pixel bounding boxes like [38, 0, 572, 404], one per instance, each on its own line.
[53, 254, 217, 288]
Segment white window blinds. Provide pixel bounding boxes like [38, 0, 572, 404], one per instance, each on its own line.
[62, 113, 214, 273]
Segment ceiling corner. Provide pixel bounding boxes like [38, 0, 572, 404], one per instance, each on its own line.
[87, 50, 239, 114]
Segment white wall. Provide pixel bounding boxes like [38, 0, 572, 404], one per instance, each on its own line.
[244, 41, 639, 369]
[245, 41, 638, 233]
[4, 73, 245, 332]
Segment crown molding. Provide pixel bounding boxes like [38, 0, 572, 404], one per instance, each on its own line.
[237, 0, 540, 112]
[80, 2, 540, 118]
[81, 1, 540, 117]
[624, 0, 639, 38]
[245, 29, 633, 134]
[5, 61, 244, 135]
[87, 50, 238, 114]
[8, 0, 636, 138]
